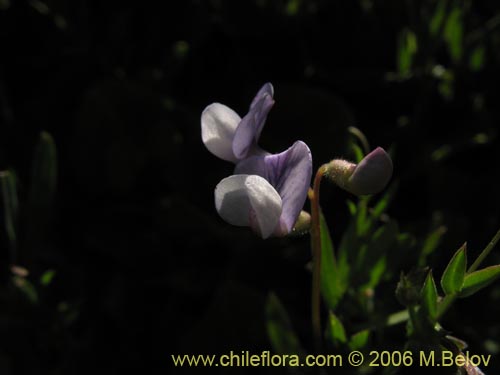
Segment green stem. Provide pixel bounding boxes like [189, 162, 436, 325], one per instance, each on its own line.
[309, 164, 327, 350]
[436, 294, 456, 320]
[468, 228, 500, 273]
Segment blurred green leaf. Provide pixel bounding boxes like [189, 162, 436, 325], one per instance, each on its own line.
[0, 170, 18, 256]
[362, 220, 399, 288]
[429, 0, 448, 37]
[351, 143, 365, 164]
[346, 200, 357, 216]
[13, 276, 38, 304]
[355, 198, 371, 236]
[419, 226, 447, 266]
[459, 265, 500, 298]
[421, 271, 438, 321]
[172, 41, 190, 60]
[0, 0, 10, 10]
[265, 293, 305, 355]
[326, 311, 347, 346]
[40, 269, 56, 286]
[469, 45, 485, 72]
[348, 329, 370, 351]
[444, 4, 463, 63]
[432, 144, 453, 161]
[320, 212, 347, 310]
[440, 243, 467, 295]
[25, 131, 57, 259]
[397, 28, 418, 76]
[347, 126, 370, 160]
[285, 0, 301, 16]
[371, 181, 398, 220]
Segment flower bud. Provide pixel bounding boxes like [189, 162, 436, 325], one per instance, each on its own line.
[325, 147, 393, 196]
[290, 210, 311, 236]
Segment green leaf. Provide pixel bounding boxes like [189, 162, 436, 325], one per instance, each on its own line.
[348, 329, 370, 351]
[12, 276, 38, 304]
[351, 143, 365, 163]
[419, 226, 447, 266]
[0, 170, 18, 255]
[355, 198, 371, 236]
[285, 0, 301, 16]
[421, 271, 438, 321]
[397, 28, 418, 76]
[40, 269, 56, 286]
[346, 200, 357, 216]
[371, 181, 398, 219]
[362, 220, 399, 288]
[320, 212, 347, 310]
[25, 131, 58, 257]
[265, 293, 305, 355]
[459, 265, 500, 298]
[444, 5, 463, 63]
[441, 243, 467, 295]
[429, 0, 447, 37]
[469, 45, 485, 72]
[326, 311, 347, 346]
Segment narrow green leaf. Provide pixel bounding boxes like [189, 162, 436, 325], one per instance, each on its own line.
[346, 200, 357, 216]
[40, 269, 56, 286]
[459, 265, 500, 298]
[355, 198, 371, 236]
[327, 311, 347, 346]
[469, 45, 485, 72]
[350, 143, 365, 163]
[444, 5, 463, 63]
[348, 329, 370, 351]
[320, 212, 346, 310]
[24, 131, 58, 259]
[429, 0, 447, 37]
[441, 243, 467, 295]
[386, 309, 410, 326]
[421, 271, 438, 321]
[12, 276, 38, 304]
[0, 170, 18, 256]
[371, 181, 398, 219]
[31, 131, 57, 199]
[397, 28, 418, 76]
[362, 220, 398, 288]
[265, 293, 305, 355]
[419, 226, 447, 266]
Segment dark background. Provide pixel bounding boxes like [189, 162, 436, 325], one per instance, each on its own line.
[1, 0, 500, 374]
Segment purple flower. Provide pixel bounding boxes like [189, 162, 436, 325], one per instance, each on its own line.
[215, 141, 312, 238]
[201, 83, 274, 163]
[201, 83, 313, 238]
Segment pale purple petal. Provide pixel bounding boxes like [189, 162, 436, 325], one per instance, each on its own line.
[250, 83, 274, 109]
[201, 103, 241, 163]
[232, 85, 275, 160]
[214, 174, 282, 238]
[348, 147, 393, 195]
[235, 141, 312, 234]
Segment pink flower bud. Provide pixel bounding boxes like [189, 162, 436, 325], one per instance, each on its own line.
[325, 147, 393, 196]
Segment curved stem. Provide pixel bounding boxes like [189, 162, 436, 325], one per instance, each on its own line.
[310, 164, 327, 350]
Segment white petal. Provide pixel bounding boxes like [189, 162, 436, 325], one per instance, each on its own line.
[214, 174, 282, 238]
[201, 103, 241, 163]
[215, 175, 252, 226]
[245, 175, 282, 238]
